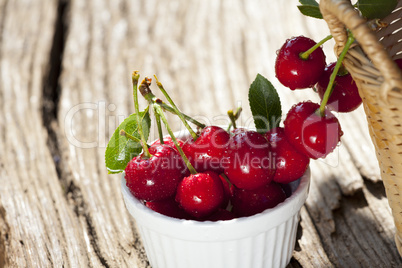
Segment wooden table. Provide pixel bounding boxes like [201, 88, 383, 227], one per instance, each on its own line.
[1, 0, 401, 267]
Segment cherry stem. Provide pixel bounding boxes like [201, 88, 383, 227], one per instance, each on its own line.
[227, 110, 237, 129]
[154, 75, 199, 141]
[219, 173, 233, 211]
[300, 35, 332, 60]
[119, 129, 141, 143]
[154, 103, 198, 175]
[153, 106, 164, 144]
[319, 32, 355, 116]
[133, 72, 151, 158]
[138, 78, 206, 129]
[226, 107, 242, 131]
[226, 107, 243, 132]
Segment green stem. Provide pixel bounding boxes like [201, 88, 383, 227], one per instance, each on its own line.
[300, 35, 332, 60]
[154, 75, 199, 141]
[319, 32, 355, 116]
[153, 106, 164, 144]
[227, 110, 237, 129]
[138, 80, 206, 129]
[160, 103, 205, 128]
[226, 106, 242, 131]
[154, 103, 198, 175]
[119, 129, 141, 143]
[133, 73, 151, 158]
[234, 107, 242, 120]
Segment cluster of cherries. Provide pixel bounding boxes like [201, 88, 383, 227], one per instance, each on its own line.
[126, 125, 304, 221]
[124, 35, 361, 221]
[275, 36, 363, 112]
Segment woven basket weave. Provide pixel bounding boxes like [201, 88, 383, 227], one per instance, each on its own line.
[320, 0, 402, 256]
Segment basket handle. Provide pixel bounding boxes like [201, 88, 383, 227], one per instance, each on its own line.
[319, 0, 402, 101]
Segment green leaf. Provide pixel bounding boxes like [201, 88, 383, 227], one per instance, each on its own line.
[248, 74, 282, 134]
[297, 5, 323, 19]
[297, 0, 323, 19]
[357, 0, 397, 19]
[299, 0, 319, 6]
[105, 108, 151, 174]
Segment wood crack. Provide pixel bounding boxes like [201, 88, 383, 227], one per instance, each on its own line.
[303, 204, 339, 266]
[84, 212, 110, 268]
[42, 0, 69, 180]
[41, 1, 111, 267]
[67, 181, 110, 268]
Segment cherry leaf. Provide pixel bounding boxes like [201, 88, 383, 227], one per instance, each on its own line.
[248, 74, 282, 134]
[356, 0, 397, 19]
[105, 107, 151, 174]
[299, 0, 318, 4]
[297, 0, 323, 19]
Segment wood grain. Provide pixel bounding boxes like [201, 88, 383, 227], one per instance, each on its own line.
[0, 0, 63, 267]
[0, 0, 401, 267]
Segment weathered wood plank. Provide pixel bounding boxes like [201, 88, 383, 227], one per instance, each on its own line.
[293, 207, 334, 267]
[0, 0, 86, 267]
[57, 0, 147, 266]
[1, 0, 401, 267]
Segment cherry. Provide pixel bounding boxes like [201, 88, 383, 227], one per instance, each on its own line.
[223, 130, 275, 190]
[204, 208, 236, 221]
[219, 174, 234, 209]
[284, 101, 343, 159]
[182, 126, 230, 173]
[175, 171, 224, 218]
[231, 182, 286, 217]
[316, 62, 362, 112]
[230, 127, 248, 135]
[265, 127, 310, 183]
[145, 198, 192, 220]
[151, 137, 185, 153]
[125, 144, 184, 201]
[275, 36, 326, 90]
[280, 183, 293, 198]
[151, 137, 187, 174]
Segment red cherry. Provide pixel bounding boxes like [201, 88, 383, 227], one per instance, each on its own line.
[231, 182, 286, 217]
[219, 174, 234, 209]
[151, 137, 187, 174]
[230, 127, 248, 135]
[284, 101, 343, 159]
[125, 144, 183, 201]
[145, 198, 192, 220]
[316, 62, 362, 112]
[204, 208, 236, 221]
[265, 127, 310, 183]
[151, 137, 185, 153]
[175, 171, 224, 218]
[223, 130, 275, 190]
[275, 36, 326, 90]
[280, 183, 293, 198]
[182, 126, 230, 173]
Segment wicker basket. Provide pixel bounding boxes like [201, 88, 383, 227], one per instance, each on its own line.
[320, 0, 402, 256]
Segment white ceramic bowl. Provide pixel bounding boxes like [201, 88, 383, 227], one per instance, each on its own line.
[121, 166, 310, 268]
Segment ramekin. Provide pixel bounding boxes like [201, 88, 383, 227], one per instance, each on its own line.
[121, 166, 310, 268]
